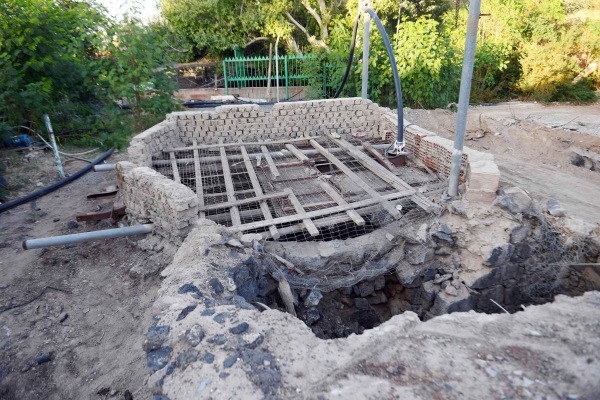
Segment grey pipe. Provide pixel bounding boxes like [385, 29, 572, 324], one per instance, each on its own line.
[43, 114, 65, 179]
[93, 164, 115, 172]
[23, 224, 154, 250]
[361, 8, 371, 99]
[448, 0, 481, 197]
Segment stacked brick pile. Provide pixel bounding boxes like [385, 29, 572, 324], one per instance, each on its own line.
[128, 120, 182, 167]
[380, 111, 499, 203]
[116, 161, 198, 244]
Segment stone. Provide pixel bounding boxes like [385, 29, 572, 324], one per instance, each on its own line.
[449, 200, 473, 219]
[143, 326, 170, 352]
[207, 334, 227, 345]
[225, 238, 244, 248]
[513, 243, 532, 260]
[219, 372, 230, 379]
[230, 295, 255, 310]
[405, 246, 434, 265]
[358, 281, 375, 297]
[431, 286, 473, 315]
[374, 275, 386, 291]
[229, 323, 249, 335]
[181, 324, 204, 347]
[213, 312, 231, 324]
[510, 224, 530, 244]
[209, 278, 224, 294]
[547, 198, 565, 217]
[177, 283, 203, 298]
[354, 298, 370, 310]
[445, 285, 458, 296]
[201, 309, 215, 316]
[147, 346, 173, 371]
[351, 310, 380, 329]
[203, 353, 215, 363]
[176, 305, 196, 321]
[176, 348, 199, 370]
[493, 187, 531, 215]
[196, 378, 212, 393]
[303, 289, 323, 307]
[433, 231, 453, 245]
[223, 353, 240, 368]
[416, 223, 428, 243]
[485, 367, 498, 377]
[433, 274, 452, 284]
[367, 291, 388, 305]
[240, 233, 262, 247]
[483, 243, 515, 267]
[66, 221, 79, 229]
[435, 247, 452, 256]
[302, 307, 321, 325]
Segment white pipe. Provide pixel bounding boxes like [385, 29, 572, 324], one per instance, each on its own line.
[361, 6, 370, 99]
[43, 114, 65, 179]
[93, 164, 116, 171]
[23, 224, 154, 250]
[275, 35, 280, 103]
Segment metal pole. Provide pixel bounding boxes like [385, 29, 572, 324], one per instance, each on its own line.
[448, 0, 481, 198]
[361, 4, 371, 99]
[275, 36, 280, 102]
[266, 42, 273, 101]
[43, 114, 65, 179]
[23, 224, 154, 250]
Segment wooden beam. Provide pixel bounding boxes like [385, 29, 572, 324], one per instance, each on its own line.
[329, 137, 436, 212]
[226, 188, 414, 233]
[166, 136, 319, 152]
[318, 180, 365, 226]
[309, 139, 403, 220]
[240, 140, 280, 239]
[285, 189, 319, 237]
[285, 143, 309, 161]
[198, 191, 289, 212]
[362, 142, 396, 172]
[192, 139, 205, 218]
[219, 139, 241, 225]
[170, 152, 181, 183]
[76, 206, 126, 222]
[261, 145, 280, 178]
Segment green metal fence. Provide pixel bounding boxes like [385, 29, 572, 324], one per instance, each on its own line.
[223, 55, 321, 101]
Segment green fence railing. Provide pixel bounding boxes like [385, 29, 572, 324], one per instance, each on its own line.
[223, 55, 321, 101]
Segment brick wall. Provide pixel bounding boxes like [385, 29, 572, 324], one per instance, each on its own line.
[127, 120, 183, 167]
[115, 161, 198, 244]
[379, 111, 500, 203]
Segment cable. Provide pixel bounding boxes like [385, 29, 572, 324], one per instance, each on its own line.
[0, 286, 72, 315]
[333, 13, 361, 99]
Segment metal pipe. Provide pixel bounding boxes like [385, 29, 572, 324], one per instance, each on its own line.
[275, 36, 280, 103]
[448, 0, 481, 197]
[23, 224, 154, 250]
[43, 114, 65, 179]
[361, 3, 371, 99]
[93, 164, 116, 172]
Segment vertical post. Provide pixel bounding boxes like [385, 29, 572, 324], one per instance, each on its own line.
[43, 114, 65, 179]
[275, 36, 280, 102]
[361, 9, 371, 99]
[266, 43, 273, 101]
[284, 55, 289, 100]
[448, 0, 481, 197]
[214, 73, 217, 91]
[223, 60, 229, 95]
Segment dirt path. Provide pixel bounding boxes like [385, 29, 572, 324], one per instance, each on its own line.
[402, 102, 600, 223]
[0, 151, 160, 400]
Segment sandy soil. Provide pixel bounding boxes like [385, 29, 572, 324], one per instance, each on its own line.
[401, 102, 600, 224]
[0, 150, 162, 400]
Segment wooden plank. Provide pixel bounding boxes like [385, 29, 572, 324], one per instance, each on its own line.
[318, 180, 365, 226]
[192, 139, 205, 218]
[198, 191, 289, 212]
[362, 142, 396, 172]
[166, 136, 319, 152]
[309, 139, 402, 220]
[170, 152, 181, 183]
[260, 145, 280, 178]
[219, 139, 241, 226]
[226, 188, 414, 233]
[240, 141, 280, 239]
[285, 189, 319, 237]
[329, 137, 436, 212]
[86, 190, 118, 200]
[76, 206, 126, 222]
[285, 143, 309, 161]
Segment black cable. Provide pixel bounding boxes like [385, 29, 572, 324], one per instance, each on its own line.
[0, 286, 72, 315]
[0, 147, 114, 214]
[364, 7, 404, 143]
[333, 13, 361, 99]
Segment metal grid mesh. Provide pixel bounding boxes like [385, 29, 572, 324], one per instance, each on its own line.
[154, 136, 441, 243]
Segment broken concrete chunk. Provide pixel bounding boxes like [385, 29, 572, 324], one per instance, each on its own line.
[433, 274, 452, 284]
[303, 289, 323, 307]
[547, 198, 565, 217]
[240, 233, 262, 247]
[493, 187, 532, 215]
[225, 238, 244, 248]
[444, 285, 458, 296]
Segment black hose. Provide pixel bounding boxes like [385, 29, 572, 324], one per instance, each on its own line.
[364, 7, 404, 143]
[333, 13, 361, 99]
[0, 147, 115, 214]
